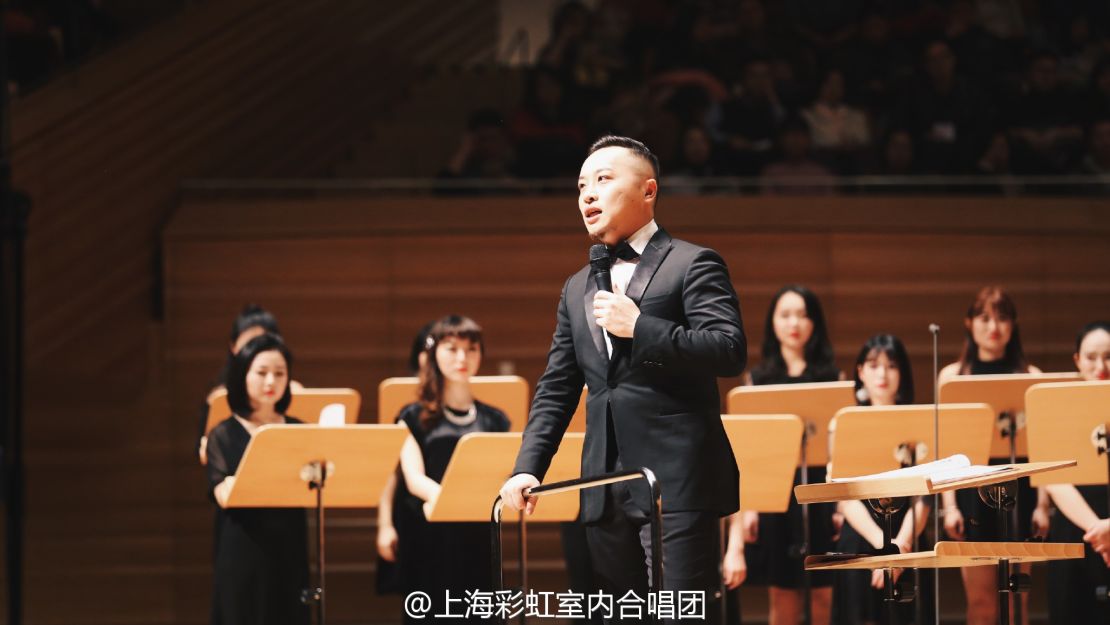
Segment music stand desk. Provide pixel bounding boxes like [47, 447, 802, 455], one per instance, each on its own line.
[721, 415, 804, 513]
[805, 541, 1082, 571]
[426, 432, 583, 523]
[205, 387, 360, 437]
[796, 460, 1075, 504]
[726, 381, 854, 467]
[827, 403, 995, 480]
[939, 373, 1079, 458]
[1026, 380, 1110, 487]
[225, 423, 407, 625]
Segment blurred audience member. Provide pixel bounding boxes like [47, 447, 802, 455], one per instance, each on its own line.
[760, 120, 838, 195]
[896, 40, 991, 173]
[801, 68, 870, 172]
[511, 68, 586, 178]
[1082, 60, 1110, 124]
[971, 131, 1023, 195]
[1007, 51, 1084, 173]
[719, 59, 789, 175]
[439, 109, 517, 189]
[1079, 119, 1110, 174]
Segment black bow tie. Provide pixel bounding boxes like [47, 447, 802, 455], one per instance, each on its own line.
[610, 241, 640, 262]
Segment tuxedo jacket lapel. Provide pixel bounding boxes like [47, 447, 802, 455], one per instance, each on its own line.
[624, 228, 673, 305]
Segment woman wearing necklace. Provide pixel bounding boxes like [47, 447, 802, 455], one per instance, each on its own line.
[392, 315, 510, 623]
[206, 332, 308, 625]
[938, 286, 1048, 625]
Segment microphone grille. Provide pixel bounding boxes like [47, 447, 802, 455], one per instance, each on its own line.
[589, 243, 610, 266]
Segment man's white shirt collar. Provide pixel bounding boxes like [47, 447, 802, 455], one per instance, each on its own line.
[625, 220, 658, 256]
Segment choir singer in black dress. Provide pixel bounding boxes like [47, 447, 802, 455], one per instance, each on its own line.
[206, 332, 308, 625]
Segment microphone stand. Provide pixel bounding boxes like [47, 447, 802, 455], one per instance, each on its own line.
[929, 323, 940, 625]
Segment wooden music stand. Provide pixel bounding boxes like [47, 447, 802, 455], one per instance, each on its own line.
[721, 415, 805, 513]
[426, 432, 583, 523]
[822, 403, 994, 623]
[828, 403, 995, 480]
[425, 432, 584, 598]
[378, 376, 530, 431]
[727, 381, 855, 467]
[204, 387, 361, 436]
[798, 461, 1080, 625]
[225, 423, 407, 625]
[806, 541, 1082, 570]
[797, 461, 1077, 505]
[719, 414, 805, 625]
[726, 382, 853, 625]
[1026, 380, 1110, 488]
[938, 373, 1079, 458]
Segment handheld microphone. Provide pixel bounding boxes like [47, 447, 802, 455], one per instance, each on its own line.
[589, 244, 612, 293]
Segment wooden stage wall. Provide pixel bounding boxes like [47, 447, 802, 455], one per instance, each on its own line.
[156, 193, 1110, 622]
[19, 192, 1104, 625]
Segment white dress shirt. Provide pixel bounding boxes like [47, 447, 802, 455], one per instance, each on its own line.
[604, 219, 658, 357]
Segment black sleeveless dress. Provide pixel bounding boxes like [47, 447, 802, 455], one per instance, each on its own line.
[747, 365, 840, 589]
[1047, 486, 1110, 623]
[392, 401, 510, 623]
[206, 415, 309, 625]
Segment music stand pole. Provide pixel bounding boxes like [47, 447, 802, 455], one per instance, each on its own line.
[304, 462, 328, 625]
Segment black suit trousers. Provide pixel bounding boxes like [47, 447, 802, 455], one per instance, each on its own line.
[585, 482, 721, 625]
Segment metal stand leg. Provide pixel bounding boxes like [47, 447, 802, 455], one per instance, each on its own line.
[800, 431, 812, 625]
[303, 461, 327, 625]
[1006, 418, 1022, 625]
[979, 482, 1029, 625]
[866, 497, 910, 625]
[997, 558, 1010, 625]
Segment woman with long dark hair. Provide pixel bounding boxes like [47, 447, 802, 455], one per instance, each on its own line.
[939, 286, 1047, 625]
[832, 334, 929, 624]
[206, 332, 308, 625]
[392, 315, 510, 623]
[1045, 321, 1110, 623]
[727, 285, 841, 625]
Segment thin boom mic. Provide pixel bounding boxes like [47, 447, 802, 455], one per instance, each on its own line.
[589, 244, 613, 293]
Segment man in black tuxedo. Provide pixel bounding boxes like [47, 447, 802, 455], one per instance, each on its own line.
[500, 135, 745, 623]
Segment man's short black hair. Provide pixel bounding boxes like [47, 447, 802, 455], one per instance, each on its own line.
[588, 135, 660, 179]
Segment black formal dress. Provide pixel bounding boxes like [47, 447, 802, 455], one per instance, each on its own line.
[394, 401, 510, 624]
[513, 227, 746, 624]
[1047, 485, 1110, 624]
[954, 357, 1036, 541]
[746, 366, 840, 589]
[206, 415, 309, 625]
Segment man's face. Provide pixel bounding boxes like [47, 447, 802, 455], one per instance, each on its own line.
[577, 146, 656, 246]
